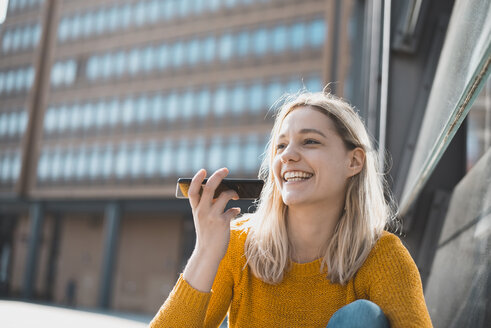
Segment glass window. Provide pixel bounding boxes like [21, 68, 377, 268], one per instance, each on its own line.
[148, 1, 160, 23]
[70, 103, 82, 130]
[266, 80, 283, 108]
[230, 84, 246, 115]
[102, 146, 113, 178]
[306, 75, 322, 92]
[202, 36, 216, 63]
[171, 42, 184, 67]
[252, 28, 268, 56]
[71, 14, 81, 39]
[157, 44, 169, 70]
[7, 112, 17, 136]
[287, 78, 302, 93]
[75, 147, 88, 180]
[193, 0, 205, 14]
[65, 60, 77, 85]
[81, 13, 94, 37]
[175, 139, 190, 175]
[121, 4, 132, 27]
[44, 107, 57, 133]
[166, 92, 179, 122]
[19, 111, 28, 135]
[32, 25, 41, 46]
[57, 105, 68, 132]
[95, 101, 107, 128]
[63, 149, 75, 179]
[272, 25, 287, 53]
[191, 138, 206, 173]
[249, 82, 264, 112]
[122, 98, 135, 125]
[115, 144, 129, 178]
[108, 98, 119, 126]
[290, 22, 306, 50]
[6, 70, 15, 92]
[187, 39, 200, 65]
[208, 0, 221, 12]
[213, 86, 228, 117]
[142, 46, 155, 72]
[114, 51, 126, 76]
[197, 89, 211, 117]
[95, 10, 106, 35]
[144, 142, 158, 177]
[108, 7, 119, 31]
[207, 136, 223, 172]
[178, 0, 191, 17]
[244, 134, 259, 172]
[226, 135, 241, 172]
[182, 90, 194, 119]
[162, 0, 175, 20]
[15, 69, 25, 91]
[58, 18, 69, 41]
[82, 103, 95, 129]
[86, 56, 98, 80]
[89, 147, 101, 178]
[0, 73, 4, 93]
[26, 67, 35, 89]
[135, 2, 146, 26]
[0, 113, 6, 136]
[128, 49, 141, 75]
[159, 140, 173, 177]
[129, 144, 143, 177]
[2, 31, 12, 52]
[12, 152, 21, 181]
[136, 96, 149, 123]
[37, 152, 49, 181]
[224, 0, 237, 8]
[309, 19, 326, 48]
[219, 33, 233, 61]
[21, 26, 32, 49]
[236, 31, 249, 57]
[151, 94, 165, 121]
[12, 28, 21, 50]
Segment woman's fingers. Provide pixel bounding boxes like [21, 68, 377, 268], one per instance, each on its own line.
[223, 207, 241, 221]
[188, 169, 206, 209]
[200, 167, 229, 204]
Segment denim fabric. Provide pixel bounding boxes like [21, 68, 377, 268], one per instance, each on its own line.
[326, 299, 390, 328]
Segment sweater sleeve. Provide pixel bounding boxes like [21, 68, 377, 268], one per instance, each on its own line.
[356, 232, 433, 328]
[149, 233, 236, 328]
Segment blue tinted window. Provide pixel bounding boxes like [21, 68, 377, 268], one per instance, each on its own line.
[207, 136, 223, 172]
[191, 138, 206, 173]
[129, 144, 143, 177]
[159, 140, 173, 176]
[249, 83, 264, 112]
[306, 75, 322, 92]
[115, 144, 129, 178]
[287, 78, 302, 93]
[219, 33, 233, 61]
[121, 4, 132, 27]
[178, 0, 191, 17]
[252, 28, 268, 55]
[136, 96, 149, 123]
[71, 15, 81, 39]
[171, 42, 184, 67]
[151, 94, 165, 120]
[128, 49, 141, 75]
[309, 19, 326, 47]
[213, 86, 228, 117]
[244, 135, 259, 172]
[108, 99, 119, 126]
[182, 90, 194, 119]
[157, 45, 169, 69]
[290, 22, 306, 50]
[187, 39, 200, 65]
[114, 51, 126, 76]
[236, 31, 249, 57]
[176, 139, 190, 175]
[122, 98, 135, 125]
[58, 18, 69, 41]
[142, 46, 155, 72]
[267, 80, 283, 107]
[202, 36, 216, 62]
[148, 1, 160, 23]
[208, 0, 221, 12]
[167, 92, 179, 121]
[144, 142, 158, 177]
[102, 146, 113, 178]
[231, 84, 246, 114]
[95, 10, 106, 34]
[193, 0, 205, 14]
[272, 25, 287, 53]
[135, 2, 147, 26]
[197, 89, 211, 117]
[226, 135, 241, 172]
[162, 0, 175, 20]
[108, 7, 120, 31]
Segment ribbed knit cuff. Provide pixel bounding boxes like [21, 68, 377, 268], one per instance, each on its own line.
[174, 274, 213, 310]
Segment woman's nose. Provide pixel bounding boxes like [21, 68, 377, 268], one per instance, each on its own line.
[279, 144, 300, 163]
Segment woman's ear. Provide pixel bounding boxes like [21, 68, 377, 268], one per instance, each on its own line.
[347, 147, 365, 177]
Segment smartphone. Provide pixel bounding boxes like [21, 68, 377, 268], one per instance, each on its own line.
[176, 178, 264, 200]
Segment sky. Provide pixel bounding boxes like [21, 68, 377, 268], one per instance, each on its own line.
[0, 0, 8, 24]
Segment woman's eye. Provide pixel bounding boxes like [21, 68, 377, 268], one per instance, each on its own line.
[276, 143, 286, 150]
[304, 139, 319, 145]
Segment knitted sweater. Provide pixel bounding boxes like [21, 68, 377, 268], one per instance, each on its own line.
[150, 226, 433, 328]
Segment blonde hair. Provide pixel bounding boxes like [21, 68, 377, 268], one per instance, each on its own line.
[240, 91, 396, 285]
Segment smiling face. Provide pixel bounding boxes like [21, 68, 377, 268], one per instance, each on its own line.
[272, 106, 358, 208]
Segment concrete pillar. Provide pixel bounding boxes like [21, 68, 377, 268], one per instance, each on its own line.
[98, 202, 121, 309]
[22, 202, 44, 299]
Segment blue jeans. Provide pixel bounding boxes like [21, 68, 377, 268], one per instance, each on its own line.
[327, 300, 390, 328]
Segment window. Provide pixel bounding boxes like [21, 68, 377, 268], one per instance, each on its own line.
[57, 105, 68, 132]
[136, 96, 149, 123]
[75, 147, 88, 180]
[108, 7, 120, 31]
[37, 152, 49, 181]
[252, 28, 269, 56]
[162, 0, 176, 20]
[187, 39, 200, 65]
[128, 49, 141, 75]
[230, 84, 246, 115]
[89, 147, 101, 179]
[151, 94, 165, 121]
[148, 1, 160, 23]
[249, 82, 264, 112]
[213, 86, 228, 117]
[114, 51, 126, 76]
[226, 135, 241, 172]
[115, 144, 129, 178]
[309, 19, 326, 48]
[44, 107, 57, 133]
[95, 101, 107, 128]
[58, 18, 69, 41]
[166, 92, 179, 122]
[191, 138, 206, 173]
[129, 144, 143, 177]
[159, 140, 173, 177]
[122, 98, 135, 125]
[157, 44, 169, 70]
[70, 104, 82, 130]
[63, 150, 75, 179]
[290, 22, 306, 50]
[171, 42, 184, 67]
[306, 75, 322, 92]
[287, 78, 302, 93]
[142, 46, 155, 72]
[202, 36, 216, 63]
[244, 134, 259, 172]
[144, 142, 158, 177]
[182, 90, 194, 119]
[135, 2, 147, 26]
[121, 4, 133, 27]
[207, 136, 223, 172]
[178, 0, 191, 17]
[102, 146, 113, 178]
[197, 89, 211, 118]
[108, 99, 119, 126]
[219, 33, 233, 61]
[81, 13, 94, 37]
[82, 103, 95, 130]
[71, 14, 81, 40]
[236, 31, 250, 57]
[266, 80, 283, 108]
[176, 139, 190, 175]
[272, 25, 287, 53]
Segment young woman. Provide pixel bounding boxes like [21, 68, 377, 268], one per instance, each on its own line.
[150, 92, 433, 327]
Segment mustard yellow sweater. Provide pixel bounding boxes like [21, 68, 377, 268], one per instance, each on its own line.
[150, 227, 432, 328]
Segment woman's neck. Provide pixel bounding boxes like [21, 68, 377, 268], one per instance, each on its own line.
[286, 202, 344, 263]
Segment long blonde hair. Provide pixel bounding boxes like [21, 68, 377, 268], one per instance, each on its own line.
[241, 91, 396, 285]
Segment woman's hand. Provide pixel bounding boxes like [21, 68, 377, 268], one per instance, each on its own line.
[183, 167, 241, 292]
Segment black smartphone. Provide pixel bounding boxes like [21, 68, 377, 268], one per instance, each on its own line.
[176, 178, 264, 200]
